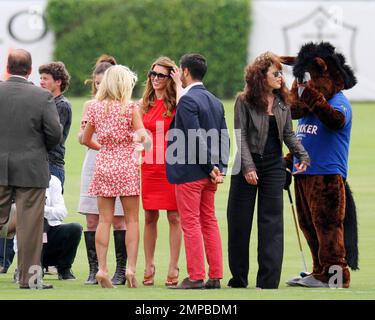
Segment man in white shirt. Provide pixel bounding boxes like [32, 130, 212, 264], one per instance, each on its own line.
[41, 175, 82, 280]
[9, 175, 82, 281]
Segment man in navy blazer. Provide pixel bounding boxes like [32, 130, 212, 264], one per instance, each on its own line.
[166, 53, 229, 289]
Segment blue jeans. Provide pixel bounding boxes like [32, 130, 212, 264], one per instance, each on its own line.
[0, 237, 15, 269]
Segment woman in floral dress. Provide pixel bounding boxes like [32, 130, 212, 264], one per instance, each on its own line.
[82, 65, 150, 288]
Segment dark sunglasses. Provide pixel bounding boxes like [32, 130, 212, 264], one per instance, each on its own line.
[272, 70, 283, 78]
[147, 70, 170, 80]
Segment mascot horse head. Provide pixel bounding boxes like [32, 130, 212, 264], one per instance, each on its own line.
[281, 41, 357, 100]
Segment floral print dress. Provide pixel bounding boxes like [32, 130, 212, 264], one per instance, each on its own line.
[87, 100, 139, 197]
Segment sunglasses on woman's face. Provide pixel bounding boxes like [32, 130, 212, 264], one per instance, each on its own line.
[272, 70, 283, 78]
[148, 70, 170, 80]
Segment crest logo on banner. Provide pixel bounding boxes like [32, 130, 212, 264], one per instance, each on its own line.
[0, 1, 52, 83]
[8, 6, 48, 44]
[282, 6, 357, 71]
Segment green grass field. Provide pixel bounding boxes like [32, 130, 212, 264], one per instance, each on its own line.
[1, 98, 374, 300]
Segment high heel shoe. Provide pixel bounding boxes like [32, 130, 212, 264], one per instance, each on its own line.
[142, 265, 155, 286]
[126, 270, 138, 288]
[96, 270, 115, 288]
[165, 267, 179, 286]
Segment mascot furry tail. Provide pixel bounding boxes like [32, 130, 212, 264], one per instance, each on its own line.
[344, 182, 359, 270]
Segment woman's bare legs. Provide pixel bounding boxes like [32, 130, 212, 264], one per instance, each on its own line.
[113, 215, 126, 230]
[167, 210, 182, 279]
[95, 197, 115, 288]
[86, 214, 99, 231]
[85, 210, 125, 232]
[120, 196, 139, 287]
[143, 210, 159, 280]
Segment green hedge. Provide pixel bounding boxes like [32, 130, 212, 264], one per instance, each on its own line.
[46, 0, 251, 98]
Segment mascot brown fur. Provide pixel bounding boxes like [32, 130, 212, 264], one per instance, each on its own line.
[282, 42, 358, 288]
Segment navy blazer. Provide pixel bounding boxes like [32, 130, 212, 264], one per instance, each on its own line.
[166, 84, 229, 184]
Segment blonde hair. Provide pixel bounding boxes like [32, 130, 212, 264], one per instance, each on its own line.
[96, 65, 138, 113]
[142, 56, 177, 117]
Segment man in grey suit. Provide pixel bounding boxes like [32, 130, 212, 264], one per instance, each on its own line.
[0, 49, 62, 289]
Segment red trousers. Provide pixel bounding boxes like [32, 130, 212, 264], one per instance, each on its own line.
[176, 178, 223, 281]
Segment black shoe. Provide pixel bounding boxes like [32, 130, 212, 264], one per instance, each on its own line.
[0, 266, 8, 274]
[58, 269, 76, 280]
[169, 277, 204, 289]
[204, 279, 221, 289]
[20, 283, 54, 289]
[227, 278, 247, 288]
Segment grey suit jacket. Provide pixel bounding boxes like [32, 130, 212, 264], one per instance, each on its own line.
[0, 76, 62, 188]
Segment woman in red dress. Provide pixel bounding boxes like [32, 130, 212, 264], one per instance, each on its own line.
[140, 56, 182, 286]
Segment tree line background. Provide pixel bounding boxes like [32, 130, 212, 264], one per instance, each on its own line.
[46, 0, 251, 98]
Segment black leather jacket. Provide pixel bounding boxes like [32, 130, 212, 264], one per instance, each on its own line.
[234, 95, 310, 173]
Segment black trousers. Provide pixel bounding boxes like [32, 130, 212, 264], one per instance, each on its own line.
[42, 223, 82, 271]
[227, 153, 285, 289]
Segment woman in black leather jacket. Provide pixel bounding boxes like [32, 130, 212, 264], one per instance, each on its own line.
[227, 52, 309, 289]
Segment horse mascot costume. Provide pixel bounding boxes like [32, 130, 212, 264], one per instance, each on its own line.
[282, 41, 359, 288]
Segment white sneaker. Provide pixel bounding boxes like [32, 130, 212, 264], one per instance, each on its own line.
[45, 266, 58, 275]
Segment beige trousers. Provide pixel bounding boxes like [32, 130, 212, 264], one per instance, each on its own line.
[0, 186, 45, 287]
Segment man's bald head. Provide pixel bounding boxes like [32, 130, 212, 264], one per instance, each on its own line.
[7, 49, 32, 76]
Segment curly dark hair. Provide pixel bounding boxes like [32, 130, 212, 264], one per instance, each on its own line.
[241, 52, 290, 113]
[39, 61, 70, 93]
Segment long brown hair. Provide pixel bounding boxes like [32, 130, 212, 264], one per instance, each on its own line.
[142, 56, 177, 117]
[241, 52, 290, 113]
[85, 54, 117, 96]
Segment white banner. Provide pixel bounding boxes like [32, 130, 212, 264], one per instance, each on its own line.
[0, 0, 53, 85]
[249, 0, 375, 101]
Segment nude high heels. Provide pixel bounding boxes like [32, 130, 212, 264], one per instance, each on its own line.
[165, 267, 179, 287]
[142, 265, 155, 286]
[126, 270, 138, 288]
[96, 270, 115, 288]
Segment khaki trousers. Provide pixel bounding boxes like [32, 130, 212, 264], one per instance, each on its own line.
[0, 186, 45, 287]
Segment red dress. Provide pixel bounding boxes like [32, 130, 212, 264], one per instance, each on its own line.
[141, 99, 177, 210]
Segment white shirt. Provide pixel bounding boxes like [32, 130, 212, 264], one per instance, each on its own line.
[44, 175, 68, 226]
[181, 81, 203, 97]
[9, 75, 28, 80]
[13, 175, 68, 251]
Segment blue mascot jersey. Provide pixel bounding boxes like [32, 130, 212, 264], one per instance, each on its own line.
[293, 91, 352, 178]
